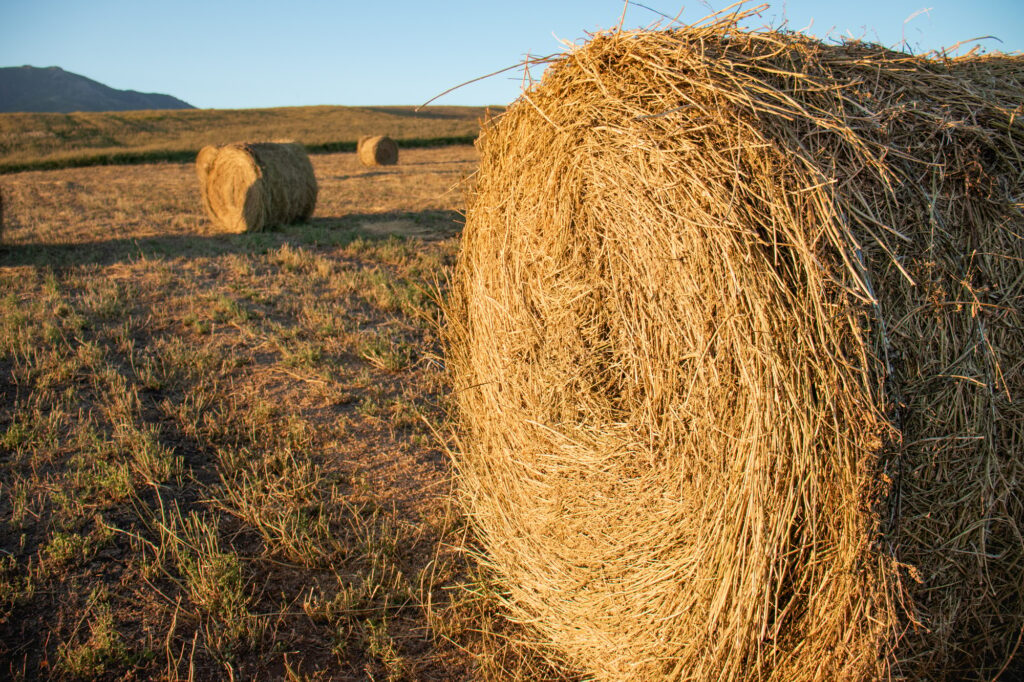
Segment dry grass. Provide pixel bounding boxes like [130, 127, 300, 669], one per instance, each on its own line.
[0, 105, 496, 173]
[446, 14, 1024, 682]
[199, 142, 318, 233]
[0, 145, 564, 680]
[194, 145, 220, 212]
[0, 146, 476, 246]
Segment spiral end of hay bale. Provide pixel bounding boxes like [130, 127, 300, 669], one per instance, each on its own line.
[446, 20, 1024, 681]
[198, 141, 317, 233]
[357, 135, 399, 167]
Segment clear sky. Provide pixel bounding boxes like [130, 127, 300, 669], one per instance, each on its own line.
[1, 1, 1021, 109]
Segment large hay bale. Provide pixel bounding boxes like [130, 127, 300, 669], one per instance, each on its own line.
[357, 135, 399, 166]
[446, 18, 1024, 681]
[197, 141, 317, 233]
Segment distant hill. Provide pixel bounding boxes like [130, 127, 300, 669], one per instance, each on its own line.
[0, 65, 194, 113]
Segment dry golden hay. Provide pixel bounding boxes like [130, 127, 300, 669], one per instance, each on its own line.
[357, 135, 399, 166]
[445, 15, 1024, 682]
[195, 144, 221, 220]
[197, 141, 317, 233]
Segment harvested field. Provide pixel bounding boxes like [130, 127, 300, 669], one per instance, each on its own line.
[0, 146, 564, 680]
[1, 147, 475, 246]
[7, 19, 1020, 682]
[0, 105, 494, 173]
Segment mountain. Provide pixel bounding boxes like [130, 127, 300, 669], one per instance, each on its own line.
[0, 65, 195, 113]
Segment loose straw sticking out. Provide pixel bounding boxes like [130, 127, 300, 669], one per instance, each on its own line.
[197, 141, 317, 233]
[445, 16, 1024, 682]
[357, 135, 399, 167]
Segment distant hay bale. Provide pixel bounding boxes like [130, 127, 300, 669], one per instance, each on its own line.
[357, 135, 398, 166]
[195, 144, 221, 219]
[446, 17, 1024, 682]
[196, 141, 317, 233]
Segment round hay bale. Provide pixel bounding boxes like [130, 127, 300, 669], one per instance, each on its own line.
[195, 143, 222, 219]
[446, 19, 1024, 681]
[198, 141, 317, 233]
[357, 135, 398, 167]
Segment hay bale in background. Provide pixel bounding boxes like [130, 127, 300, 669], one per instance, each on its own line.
[195, 144, 221, 219]
[357, 135, 398, 167]
[197, 141, 317, 233]
[446, 16, 1024, 681]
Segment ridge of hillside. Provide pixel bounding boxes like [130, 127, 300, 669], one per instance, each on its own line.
[0, 65, 194, 113]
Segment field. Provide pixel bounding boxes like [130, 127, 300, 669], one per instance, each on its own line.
[0, 145, 563, 680]
[0, 106, 495, 173]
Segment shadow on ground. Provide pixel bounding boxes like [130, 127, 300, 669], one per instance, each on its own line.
[329, 170, 399, 181]
[0, 209, 463, 268]
[358, 106, 484, 120]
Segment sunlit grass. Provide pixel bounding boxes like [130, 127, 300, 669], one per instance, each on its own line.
[0, 147, 567, 680]
[0, 104, 494, 172]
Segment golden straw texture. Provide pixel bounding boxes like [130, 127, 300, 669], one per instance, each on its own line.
[357, 135, 399, 167]
[197, 141, 317, 233]
[195, 144, 221, 221]
[445, 18, 1024, 682]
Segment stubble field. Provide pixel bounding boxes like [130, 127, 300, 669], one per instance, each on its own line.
[0, 147, 564, 680]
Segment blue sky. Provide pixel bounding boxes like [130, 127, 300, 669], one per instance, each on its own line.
[1, 1, 1021, 109]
